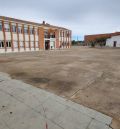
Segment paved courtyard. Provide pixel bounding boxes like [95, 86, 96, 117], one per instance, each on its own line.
[0, 72, 112, 129]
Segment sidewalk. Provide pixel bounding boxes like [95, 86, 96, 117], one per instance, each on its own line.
[0, 72, 112, 129]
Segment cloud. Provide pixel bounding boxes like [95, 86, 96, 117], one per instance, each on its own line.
[0, 0, 120, 40]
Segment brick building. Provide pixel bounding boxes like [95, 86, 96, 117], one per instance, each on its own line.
[84, 32, 120, 45]
[0, 16, 72, 53]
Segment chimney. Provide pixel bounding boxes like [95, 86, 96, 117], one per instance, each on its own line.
[43, 21, 45, 24]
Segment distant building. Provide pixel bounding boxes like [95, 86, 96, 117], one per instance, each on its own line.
[84, 32, 120, 45]
[0, 16, 72, 53]
[106, 35, 120, 47]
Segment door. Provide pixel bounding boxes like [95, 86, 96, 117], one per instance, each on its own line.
[45, 40, 50, 50]
[113, 41, 117, 47]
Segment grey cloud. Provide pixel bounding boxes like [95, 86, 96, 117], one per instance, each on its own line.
[0, 0, 120, 40]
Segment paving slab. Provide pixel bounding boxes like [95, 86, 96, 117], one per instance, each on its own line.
[53, 108, 92, 129]
[88, 119, 109, 129]
[34, 97, 69, 120]
[0, 72, 112, 129]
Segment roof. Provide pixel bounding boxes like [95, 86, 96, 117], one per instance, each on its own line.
[84, 32, 120, 42]
[85, 32, 120, 37]
[0, 16, 70, 31]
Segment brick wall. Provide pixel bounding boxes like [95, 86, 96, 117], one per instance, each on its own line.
[38, 27, 44, 49]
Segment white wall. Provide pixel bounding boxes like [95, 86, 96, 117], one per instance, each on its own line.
[0, 49, 5, 53]
[5, 32, 11, 40]
[35, 36, 38, 41]
[25, 35, 29, 41]
[0, 31, 4, 40]
[30, 35, 34, 41]
[19, 34, 23, 41]
[106, 35, 120, 47]
[13, 34, 17, 41]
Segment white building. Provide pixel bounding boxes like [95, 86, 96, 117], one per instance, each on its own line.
[106, 35, 120, 47]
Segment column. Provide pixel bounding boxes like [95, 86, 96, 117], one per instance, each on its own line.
[22, 24, 26, 50]
[9, 22, 14, 51]
[55, 29, 59, 49]
[28, 25, 31, 50]
[33, 26, 36, 50]
[2, 20, 7, 52]
[38, 27, 44, 49]
[16, 23, 20, 51]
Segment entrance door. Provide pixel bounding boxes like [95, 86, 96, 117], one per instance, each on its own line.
[45, 40, 50, 50]
[113, 41, 117, 47]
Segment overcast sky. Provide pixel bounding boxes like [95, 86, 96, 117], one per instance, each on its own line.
[0, 0, 120, 40]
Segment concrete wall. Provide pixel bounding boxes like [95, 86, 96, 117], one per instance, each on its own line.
[106, 35, 120, 47]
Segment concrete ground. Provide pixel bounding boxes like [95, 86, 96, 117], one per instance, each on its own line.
[0, 46, 120, 129]
[0, 72, 112, 129]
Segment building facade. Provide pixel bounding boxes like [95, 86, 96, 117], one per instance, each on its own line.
[0, 16, 72, 53]
[106, 35, 120, 47]
[84, 32, 120, 45]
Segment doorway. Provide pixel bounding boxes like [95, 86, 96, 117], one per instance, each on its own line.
[45, 40, 50, 50]
[113, 41, 117, 47]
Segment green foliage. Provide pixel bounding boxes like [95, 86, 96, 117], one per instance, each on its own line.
[89, 40, 96, 47]
[72, 40, 84, 46]
[89, 37, 108, 48]
[95, 37, 107, 47]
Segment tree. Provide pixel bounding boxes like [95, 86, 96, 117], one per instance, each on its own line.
[89, 40, 96, 47]
[95, 37, 108, 48]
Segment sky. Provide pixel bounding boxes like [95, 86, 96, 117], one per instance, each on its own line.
[0, 0, 120, 40]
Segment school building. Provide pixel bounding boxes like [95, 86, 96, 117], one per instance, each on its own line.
[0, 16, 72, 53]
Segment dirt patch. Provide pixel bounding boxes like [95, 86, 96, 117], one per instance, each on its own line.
[11, 72, 27, 78]
[30, 77, 50, 84]
[0, 58, 12, 63]
[0, 47, 120, 129]
[47, 80, 76, 95]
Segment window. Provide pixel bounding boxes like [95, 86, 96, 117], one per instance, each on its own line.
[60, 31, 62, 37]
[18, 26, 22, 34]
[34, 29, 38, 35]
[0, 41, 4, 48]
[24, 27, 28, 34]
[44, 30, 49, 38]
[4, 23, 10, 32]
[67, 31, 69, 37]
[30, 28, 34, 35]
[0, 22, 2, 31]
[50, 32, 55, 38]
[6, 41, 11, 47]
[12, 25, 17, 33]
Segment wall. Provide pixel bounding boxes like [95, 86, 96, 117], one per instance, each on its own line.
[106, 35, 120, 47]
